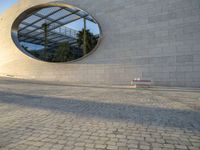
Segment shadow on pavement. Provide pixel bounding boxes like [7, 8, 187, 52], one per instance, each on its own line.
[0, 91, 200, 131]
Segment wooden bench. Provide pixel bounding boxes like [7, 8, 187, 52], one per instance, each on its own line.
[131, 79, 152, 88]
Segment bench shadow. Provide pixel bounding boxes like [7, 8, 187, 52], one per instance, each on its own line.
[0, 91, 200, 131]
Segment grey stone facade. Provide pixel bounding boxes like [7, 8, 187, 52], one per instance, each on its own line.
[0, 0, 200, 87]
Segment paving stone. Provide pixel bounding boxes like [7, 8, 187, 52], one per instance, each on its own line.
[51, 144, 64, 150]
[107, 145, 118, 150]
[95, 144, 106, 149]
[0, 79, 199, 150]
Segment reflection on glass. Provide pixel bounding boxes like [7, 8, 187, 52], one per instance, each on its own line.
[17, 6, 101, 62]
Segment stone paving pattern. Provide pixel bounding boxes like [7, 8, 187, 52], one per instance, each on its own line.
[0, 78, 200, 150]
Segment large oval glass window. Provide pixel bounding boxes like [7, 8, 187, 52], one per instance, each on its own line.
[11, 3, 101, 62]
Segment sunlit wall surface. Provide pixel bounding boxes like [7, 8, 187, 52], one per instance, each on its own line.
[0, 0, 200, 87]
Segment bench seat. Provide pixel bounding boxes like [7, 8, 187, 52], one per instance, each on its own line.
[131, 79, 152, 88]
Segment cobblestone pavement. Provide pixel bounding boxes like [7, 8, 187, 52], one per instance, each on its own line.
[0, 78, 200, 150]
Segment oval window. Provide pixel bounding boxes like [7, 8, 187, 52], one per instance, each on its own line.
[11, 3, 101, 62]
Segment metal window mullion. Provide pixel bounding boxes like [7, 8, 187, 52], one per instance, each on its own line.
[22, 10, 80, 37]
[19, 8, 63, 32]
[34, 12, 64, 26]
[64, 7, 95, 23]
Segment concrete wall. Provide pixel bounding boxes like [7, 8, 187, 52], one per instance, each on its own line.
[0, 0, 200, 87]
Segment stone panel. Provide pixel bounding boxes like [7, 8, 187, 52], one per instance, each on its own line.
[0, 0, 200, 87]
